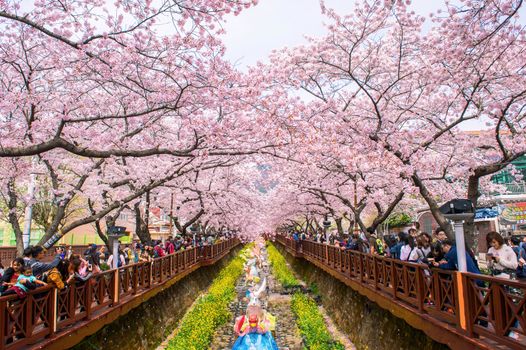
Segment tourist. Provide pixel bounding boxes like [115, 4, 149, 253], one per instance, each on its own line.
[67, 246, 74, 259]
[153, 243, 165, 258]
[433, 228, 448, 243]
[107, 249, 126, 268]
[84, 244, 101, 268]
[408, 228, 418, 239]
[69, 257, 93, 284]
[368, 229, 384, 256]
[46, 259, 74, 289]
[514, 237, 526, 280]
[486, 231, 518, 279]
[408, 235, 426, 263]
[399, 233, 413, 261]
[98, 246, 108, 264]
[432, 239, 481, 274]
[0, 258, 24, 294]
[2, 265, 47, 298]
[23, 246, 32, 266]
[389, 233, 405, 260]
[428, 241, 445, 264]
[165, 239, 175, 255]
[419, 232, 432, 257]
[140, 246, 152, 262]
[28, 245, 62, 279]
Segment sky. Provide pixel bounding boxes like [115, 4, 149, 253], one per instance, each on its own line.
[220, 0, 486, 130]
[221, 0, 446, 70]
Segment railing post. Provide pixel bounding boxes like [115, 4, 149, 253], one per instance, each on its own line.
[373, 257, 378, 290]
[149, 261, 154, 286]
[85, 280, 93, 320]
[132, 265, 139, 294]
[25, 293, 34, 338]
[432, 269, 441, 312]
[0, 299, 5, 348]
[415, 265, 424, 312]
[49, 288, 58, 337]
[392, 262, 398, 300]
[113, 268, 120, 305]
[461, 274, 473, 336]
[359, 254, 365, 283]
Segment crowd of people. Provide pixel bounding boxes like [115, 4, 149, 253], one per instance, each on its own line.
[0, 232, 234, 299]
[288, 226, 526, 281]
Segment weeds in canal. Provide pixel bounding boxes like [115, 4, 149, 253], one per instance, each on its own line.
[291, 293, 345, 350]
[166, 244, 253, 350]
[267, 242, 300, 288]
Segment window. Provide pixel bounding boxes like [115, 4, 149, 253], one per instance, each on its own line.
[423, 216, 433, 235]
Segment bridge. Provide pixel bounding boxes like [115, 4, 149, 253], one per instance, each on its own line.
[275, 235, 525, 350]
[0, 239, 239, 350]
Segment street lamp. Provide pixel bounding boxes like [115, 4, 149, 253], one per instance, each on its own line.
[190, 225, 199, 246]
[439, 199, 475, 273]
[107, 226, 126, 269]
[323, 215, 331, 244]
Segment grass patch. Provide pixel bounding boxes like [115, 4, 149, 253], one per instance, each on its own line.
[267, 242, 300, 288]
[166, 244, 252, 350]
[291, 293, 345, 350]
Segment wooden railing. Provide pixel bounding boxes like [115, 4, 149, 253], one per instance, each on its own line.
[0, 238, 239, 350]
[0, 245, 95, 266]
[275, 235, 526, 350]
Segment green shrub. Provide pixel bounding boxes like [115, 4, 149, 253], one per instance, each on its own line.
[291, 293, 345, 350]
[167, 244, 252, 350]
[267, 242, 300, 288]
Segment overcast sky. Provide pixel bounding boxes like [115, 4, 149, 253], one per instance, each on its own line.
[221, 0, 445, 70]
[220, 0, 491, 130]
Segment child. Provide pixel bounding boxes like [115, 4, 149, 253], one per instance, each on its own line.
[2, 266, 47, 298]
[0, 258, 24, 294]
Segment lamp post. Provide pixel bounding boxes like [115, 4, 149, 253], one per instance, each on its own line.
[323, 215, 331, 244]
[107, 226, 126, 269]
[190, 225, 199, 247]
[439, 199, 475, 273]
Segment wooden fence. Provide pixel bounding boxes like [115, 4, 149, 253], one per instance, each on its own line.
[276, 235, 525, 350]
[0, 239, 239, 350]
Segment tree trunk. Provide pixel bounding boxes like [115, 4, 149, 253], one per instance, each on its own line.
[367, 192, 405, 234]
[94, 220, 110, 249]
[464, 175, 481, 252]
[335, 216, 344, 236]
[134, 201, 151, 244]
[412, 173, 454, 238]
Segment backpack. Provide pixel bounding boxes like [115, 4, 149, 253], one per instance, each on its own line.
[375, 238, 384, 255]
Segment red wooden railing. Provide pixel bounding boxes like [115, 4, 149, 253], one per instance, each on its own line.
[0, 238, 239, 350]
[0, 246, 94, 266]
[276, 235, 525, 350]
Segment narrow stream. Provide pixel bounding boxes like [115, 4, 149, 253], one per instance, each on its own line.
[160, 242, 353, 350]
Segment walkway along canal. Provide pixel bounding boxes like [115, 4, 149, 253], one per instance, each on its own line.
[275, 235, 526, 350]
[0, 239, 239, 350]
